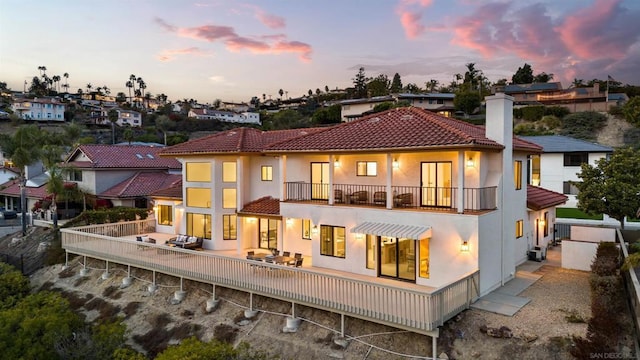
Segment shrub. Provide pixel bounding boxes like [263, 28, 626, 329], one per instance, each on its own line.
[521, 106, 546, 121]
[560, 111, 607, 140]
[544, 106, 570, 118]
[0, 263, 30, 310]
[540, 115, 561, 130]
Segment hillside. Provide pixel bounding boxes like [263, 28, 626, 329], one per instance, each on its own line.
[1, 227, 597, 360]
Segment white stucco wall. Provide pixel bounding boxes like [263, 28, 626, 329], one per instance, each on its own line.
[571, 225, 615, 242]
[562, 240, 599, 271]
[280, 202, 479, 289]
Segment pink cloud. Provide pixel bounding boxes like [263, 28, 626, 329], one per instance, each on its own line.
[396, 0, 433, 39]
[156, 47, 208, 62]
[255, 9, 286, 29]
[558, 0, 636, 60]
[450, 1, 640, 84]
[154, 18, 312, 62]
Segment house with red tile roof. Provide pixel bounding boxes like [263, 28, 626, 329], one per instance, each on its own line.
[153, 93, 563, 297]
[62, 144, 181, 209]
[60, 93, 571, 344]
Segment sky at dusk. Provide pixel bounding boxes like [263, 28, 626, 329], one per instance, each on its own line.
[1, 0, 640, 104]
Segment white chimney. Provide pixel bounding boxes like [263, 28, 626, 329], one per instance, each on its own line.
[485, 93, 514, 148]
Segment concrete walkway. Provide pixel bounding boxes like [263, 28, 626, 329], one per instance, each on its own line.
[471, 245, 561, 316]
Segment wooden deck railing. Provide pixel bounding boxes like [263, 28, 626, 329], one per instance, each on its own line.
[61, 220, 479, 333]
[284, 182, 497, 211]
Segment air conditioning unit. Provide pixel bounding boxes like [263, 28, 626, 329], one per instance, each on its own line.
[528, 249, 542, 262]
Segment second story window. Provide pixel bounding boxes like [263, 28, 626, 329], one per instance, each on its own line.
[186, 162, 211, 182]
[564, 152, 588, 166]
[514, 160, 522, 190]
[186, 188, 211, 208]
[69, 170, 82, 182]
[222, 188, 236, 209]
[261, 165, 273, 181]
[222, 161, 236, 182]
[356, 161, 377, 176]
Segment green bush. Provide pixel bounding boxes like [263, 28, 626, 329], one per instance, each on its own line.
[540, 115, 561, 130]
[513, 108, 523, 119]
[572, 242, 625, 356]
[0, 291, 84, 359]
[62, 207, 149, 227]
[0, 263, 30, 310]
[156, 337, 275, 360]
[521, 106, 546, 121]
[544, 106, 570, 118]
[560, 111, 608, 140]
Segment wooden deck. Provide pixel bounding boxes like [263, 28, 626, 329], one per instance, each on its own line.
[61, 220, 479, 334]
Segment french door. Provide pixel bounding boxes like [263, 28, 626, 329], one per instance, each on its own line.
[421, 161, 452, 207]
[378, 236, 416, 282]
[310, 162, 329, 200]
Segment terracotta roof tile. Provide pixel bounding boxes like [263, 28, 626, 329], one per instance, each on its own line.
[99, 173, 182, 198]
[66, 144, 181, 169]
[238, 196, 280, 217]
[527, 185, 568, 211]
[151, 179, 183, 199]
[159, 107, 541, 155]
[265, 107, 541, 152]
[0, 178, 74, 200]
[159, 127, 326, 156]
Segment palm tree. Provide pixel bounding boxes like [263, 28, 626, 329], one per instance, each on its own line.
[41, 144, 65, 228]
[63, 72, 69, 91]
[278, 89, 284, 99]
[86, 83, 93, 94]
[108, 109, 119, 144]
[125, 80, 133, 104]
[52, 75, 61, 93]
[0, 125, 43, 235]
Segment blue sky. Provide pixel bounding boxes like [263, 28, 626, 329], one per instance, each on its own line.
[1, 0, 639, 104]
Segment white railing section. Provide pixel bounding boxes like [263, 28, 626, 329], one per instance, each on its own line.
[61, 220, 479, 332]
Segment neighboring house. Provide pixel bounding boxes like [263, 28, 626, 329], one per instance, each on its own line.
[0, 160, 50, 212]
[495, 82, 628, 112]
[93, 108, 143, 127]
[340, 95, 395, 122]
[62, 144, 181, 209]
[340, 93, 456, 122]
[100, 172, 182, 208]
[396, 93, 456, 115]
[520, 135, 612, 208]
[158, 93, 544, 297]
[188, 109, 261, 125]
[11, 97, 66, 121]
[220, 102, 249, 113]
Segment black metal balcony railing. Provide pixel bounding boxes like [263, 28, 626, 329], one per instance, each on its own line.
[284, 182, 497, 212]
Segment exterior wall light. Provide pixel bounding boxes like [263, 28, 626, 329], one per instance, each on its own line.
[334, 157, 340, 168]
[466, 157, 475, 167]
[392, 159, 400, 169]
[286, 218, 294, 226]
[461, 240, 470, 252]
[247, 217, 257, 224]
[311, 225, 319, 235]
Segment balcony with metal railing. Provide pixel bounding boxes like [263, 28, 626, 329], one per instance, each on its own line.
[284, 182, 497, 212]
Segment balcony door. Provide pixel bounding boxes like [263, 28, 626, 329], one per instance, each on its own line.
[420, 161, 452, 207]
[310, 162, 329, 200]
[378, 236, 416, 282]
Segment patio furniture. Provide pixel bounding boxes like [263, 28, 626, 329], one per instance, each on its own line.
[348, 190, 369, 204]
[294, 258, 304, 267]
[393, 193, 413, 207]
[373, 191, 386, 205]
[283, 251, 291, 257]
[168, 234, 203, 250]
[287, 253, 303, 266]
[334, 189, 344, 203]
